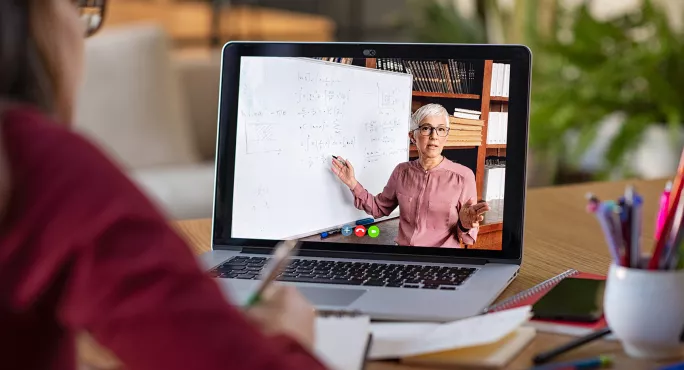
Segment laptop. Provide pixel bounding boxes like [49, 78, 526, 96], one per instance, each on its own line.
[199, 42, 531, 322]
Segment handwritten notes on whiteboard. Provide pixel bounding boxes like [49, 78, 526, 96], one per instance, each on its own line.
[232, 57, 412, 239]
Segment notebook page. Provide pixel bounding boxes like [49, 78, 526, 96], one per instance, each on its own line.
[314, 316, 371, 370]
[369, 306, 532, 359]
[369, 323, 440, 360]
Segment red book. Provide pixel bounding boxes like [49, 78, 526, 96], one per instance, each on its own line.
[485, 269, 607, 337]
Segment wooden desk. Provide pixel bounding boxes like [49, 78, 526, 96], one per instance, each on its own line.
[80, 178, 682, 369]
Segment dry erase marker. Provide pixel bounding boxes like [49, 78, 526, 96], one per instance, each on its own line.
[355, 218, 374, 225]
[245, 240, 300, 307]
[321, 228, 342, 239]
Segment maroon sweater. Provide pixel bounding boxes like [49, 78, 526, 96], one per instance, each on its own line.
[0, 107, 326, 370]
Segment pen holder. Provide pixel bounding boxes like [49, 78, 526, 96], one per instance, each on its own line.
[604, 263, 684, 360]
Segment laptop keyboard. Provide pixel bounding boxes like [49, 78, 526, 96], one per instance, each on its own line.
[209, 256, 477, 289]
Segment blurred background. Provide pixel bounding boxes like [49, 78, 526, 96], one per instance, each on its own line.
[81, 0, 684, 220]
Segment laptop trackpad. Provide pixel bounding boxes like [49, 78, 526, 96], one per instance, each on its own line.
[298, 287, 366, 307]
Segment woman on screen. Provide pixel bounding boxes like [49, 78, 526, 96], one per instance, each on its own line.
[332, 103, 490, 247]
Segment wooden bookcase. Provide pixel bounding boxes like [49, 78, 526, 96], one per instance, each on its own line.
[365, 58, 506, 249]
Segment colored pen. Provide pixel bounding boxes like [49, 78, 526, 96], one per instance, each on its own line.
[657, 184, 684, 269]
[617, 198, 630, 267]
[245, 240, 300, 306]
[627, 186, 642, 268]
[585, 193, 600, 213]
[355, 218, 375, 225]
[531, 355, 613, 370]
[321, 228, 342, 239]
[652, 149, 684, 269]
[595, 203, 621, 265]
[532, 328, 612, 365]
[656, 181, 673, 240]
[661, 187, 684, 269]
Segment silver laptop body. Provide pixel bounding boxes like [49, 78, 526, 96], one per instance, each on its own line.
[200, 42, 531, 322]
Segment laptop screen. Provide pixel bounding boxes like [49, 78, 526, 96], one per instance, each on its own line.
[227, 55, 513, 252]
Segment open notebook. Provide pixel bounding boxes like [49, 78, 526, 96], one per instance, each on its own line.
[368, 306, 534, 368]
[314, 312, 372, 370]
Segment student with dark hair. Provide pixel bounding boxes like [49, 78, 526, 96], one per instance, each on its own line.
[0, 1, 326, 369]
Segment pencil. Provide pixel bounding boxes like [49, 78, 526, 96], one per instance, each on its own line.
[650, 149, 684, 269]
[245, 240, 300, 306]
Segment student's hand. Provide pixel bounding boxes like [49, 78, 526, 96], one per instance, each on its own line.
[244, 285, 316, 350]
[459, 198, 490, 229]
[331, 156, 358, 190]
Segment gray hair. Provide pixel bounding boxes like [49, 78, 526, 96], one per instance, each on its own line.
[410, 103, 449, 131]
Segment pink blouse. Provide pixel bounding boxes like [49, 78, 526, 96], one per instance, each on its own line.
[351, 159, 479, 247]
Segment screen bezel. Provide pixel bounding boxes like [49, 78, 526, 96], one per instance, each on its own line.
[212, 42, 530, 263]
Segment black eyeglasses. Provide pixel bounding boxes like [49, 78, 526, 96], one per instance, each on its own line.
[416, 125, 450, 137]
[77, 0, 107, 37]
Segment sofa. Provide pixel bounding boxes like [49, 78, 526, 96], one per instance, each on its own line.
[74, 24, 222, 220]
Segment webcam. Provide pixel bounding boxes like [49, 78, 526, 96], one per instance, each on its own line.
[363, 49, 376, 57]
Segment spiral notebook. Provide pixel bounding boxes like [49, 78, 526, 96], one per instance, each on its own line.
[314, 311, 372, 370]
[484, 269, 608, 336]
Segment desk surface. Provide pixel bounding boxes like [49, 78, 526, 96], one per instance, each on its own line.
[82, 178, 681, 370]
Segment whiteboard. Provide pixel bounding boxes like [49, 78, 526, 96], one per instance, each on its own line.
[232, 57, 413, 240]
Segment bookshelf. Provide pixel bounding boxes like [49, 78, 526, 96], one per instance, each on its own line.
[363, 57, 508, 249]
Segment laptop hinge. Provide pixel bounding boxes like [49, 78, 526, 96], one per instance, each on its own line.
[239, 247, 488, 265]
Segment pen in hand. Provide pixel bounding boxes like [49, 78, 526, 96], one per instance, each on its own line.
[332, 155, 348, 167]
[245, 240, 300, 307]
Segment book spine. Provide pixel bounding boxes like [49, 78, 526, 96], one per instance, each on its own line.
[409, 61, 422, 91]
[436, 61, 446, 93]
[419, 61, 431, 92]
[460, 62, 468, 94]
[448, 59, 458, 93]
[426, 62, 443, 92]
[442, 63, 454, 94]
[452, 60, 462, 94]
[439, 62, 448, 93]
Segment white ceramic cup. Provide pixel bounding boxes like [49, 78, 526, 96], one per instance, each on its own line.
[604, 263, 684, 359]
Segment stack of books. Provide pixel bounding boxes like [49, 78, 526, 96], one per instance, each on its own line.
[375, 59, 477, 95]
[491, 63, 510, 98]
[447, 109, 484, 147]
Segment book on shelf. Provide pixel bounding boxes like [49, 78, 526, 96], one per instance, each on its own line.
[448, 115, 484, 146]
[486, 105, 508, 145]
[453, 108, 481, 120]
[449, 116, 484, 127]
[490, 63, 510, 98]
[483, 157, 506, 202]
[375, 58, 477, 94]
